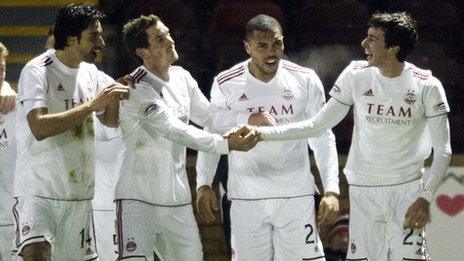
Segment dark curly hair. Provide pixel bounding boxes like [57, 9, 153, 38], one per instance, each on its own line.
[368, 12, 418, 62]
[54, 3, 105, 50]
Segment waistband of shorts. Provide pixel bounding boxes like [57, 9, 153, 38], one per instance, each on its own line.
[15, 196, 93, 202]
[349, 176, 422, 188]
[229, 193, 314, 201]
[114, 198, 191, 207]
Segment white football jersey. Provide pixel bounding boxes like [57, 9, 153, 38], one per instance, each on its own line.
[329, 61, 450, 186]
[115, 66, 243, 206]
[92, 119, 121, 210]
[14, 49, 113, 200]
[0, 89, 16, 225]
[196, 60, 339, 199]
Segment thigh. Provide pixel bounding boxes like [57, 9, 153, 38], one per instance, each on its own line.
[0, 225, 15, 261]
[94, 210, 117, 261]
[345, 187, 388, 261]
[230, 200, 273, 261]
[389, 181, 428, 260]
[273, 197, 325, 261]
[12, 197, 53, 256]
[53, 200, 98, 261]
[158, 205, 202, 261]
[116, 200, 157, 260]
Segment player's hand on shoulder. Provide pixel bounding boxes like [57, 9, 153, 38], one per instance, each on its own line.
[196, 185, 219, 223]
[116, 74, 136, 89]
[0, 83, 17, 114]
[404, 197, 430, 230]
[318, 191, 340, 226]
[226, 124, 261, 151]
[248, 112, 277, 126]
[90, 83, 130, 112]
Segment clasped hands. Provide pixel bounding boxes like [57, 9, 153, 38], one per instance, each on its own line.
[226, 112, 276, 152]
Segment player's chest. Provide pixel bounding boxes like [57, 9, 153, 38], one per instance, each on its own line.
[46, 73, 96, 110]
[161, 84, 190, 123]
[354, 80, 424, 121]
[226, 84, 307, 117]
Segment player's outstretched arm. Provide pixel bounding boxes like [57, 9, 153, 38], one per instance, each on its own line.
[404, 114, 451, 229]
[0, 81, 17, 114]
[258, 98, 349, 141]
[27, 83, 129, 140]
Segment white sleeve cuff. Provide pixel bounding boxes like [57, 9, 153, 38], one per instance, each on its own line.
[419, 189, 434, 203]
[215, 139, 229, 155]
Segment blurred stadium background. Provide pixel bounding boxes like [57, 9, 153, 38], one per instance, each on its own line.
[0, 0, 463, 260]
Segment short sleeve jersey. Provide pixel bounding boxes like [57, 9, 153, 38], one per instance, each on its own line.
[14, 49, 111, 200]
[329, 61, 450, 186]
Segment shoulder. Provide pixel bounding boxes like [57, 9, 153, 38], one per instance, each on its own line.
[215, 62, 247, 86]
[281, 60, 315, 75]
[405, 62, 434, 82]
[131, 67, 149, 84]
[22, 52, 52, 75]
[347, 60, 372, 74]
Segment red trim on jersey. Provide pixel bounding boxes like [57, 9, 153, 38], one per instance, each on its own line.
[282, 63, 312, 73]
[131, 68, 143, 79]
[411, 70, 430, 80]
[217, 70, 244, 85]
[217, 66, 245, 82]
[352, 61, 370, 70]
[282, 61, 312, 72]
[135, 71, 147, 83]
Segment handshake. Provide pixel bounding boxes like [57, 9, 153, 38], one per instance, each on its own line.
[225, 112, 277, 152]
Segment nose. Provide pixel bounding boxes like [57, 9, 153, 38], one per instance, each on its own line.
[97, 36, 105, 49]
[361, 38, 368, 49]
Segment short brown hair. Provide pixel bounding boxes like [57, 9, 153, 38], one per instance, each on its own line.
[0, 42, 9, 57]
[123, 14, 160, 58]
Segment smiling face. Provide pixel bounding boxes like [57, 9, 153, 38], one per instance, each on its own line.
[77, 20, 105, 63]
[361, 27, 398, 68]
[244, 27, 284, 82]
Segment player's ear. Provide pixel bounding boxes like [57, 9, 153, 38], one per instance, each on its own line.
[66, 36, 78, 47]
[389, 45, 400, 56]
[244, 40, 251, 55]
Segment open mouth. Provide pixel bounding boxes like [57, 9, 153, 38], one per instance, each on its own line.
[265, 57, 278, 65]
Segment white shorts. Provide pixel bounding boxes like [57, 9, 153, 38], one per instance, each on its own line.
[0, 225, 17, 261]
[93, 209, 117, 261]
[115, 200, 203, 260]
[230, 196, 325, 261]
[346, 179, 428, 261]
[12, 197, 98, 261]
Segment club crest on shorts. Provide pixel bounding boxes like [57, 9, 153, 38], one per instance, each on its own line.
[126, 240, 137, 252]
[145, 103, 159, 116]
[331, 85, 341, 95]
[404, 90, 416, 105]
[21, 224, 30, 236]
[350, 241, 357, 254]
